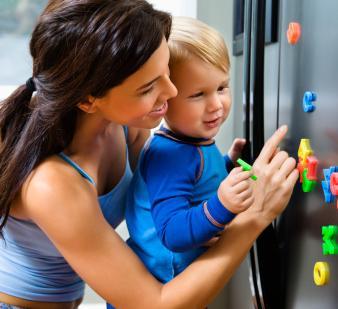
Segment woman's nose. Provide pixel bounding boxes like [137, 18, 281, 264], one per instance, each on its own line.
[163, 75, 178, 100]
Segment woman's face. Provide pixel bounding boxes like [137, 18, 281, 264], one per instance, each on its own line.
[93, 38, 178, 129]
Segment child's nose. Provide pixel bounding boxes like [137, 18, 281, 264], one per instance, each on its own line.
[207, 94, 223, 112]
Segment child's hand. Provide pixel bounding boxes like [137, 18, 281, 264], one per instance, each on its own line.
[228, 138, 246, 163]
[217, 167, 254, 214]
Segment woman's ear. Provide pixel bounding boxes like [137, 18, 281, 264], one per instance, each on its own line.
[77, 95, 97, 113]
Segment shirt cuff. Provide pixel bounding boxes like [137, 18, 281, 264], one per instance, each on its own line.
[203, 194, 236, 228]
[224, 154, 235, 171]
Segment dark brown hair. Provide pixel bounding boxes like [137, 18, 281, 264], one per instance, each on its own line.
[0, 0, 171, 233]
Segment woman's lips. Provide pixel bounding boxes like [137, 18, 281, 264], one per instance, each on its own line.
[148, 101, 168, 117]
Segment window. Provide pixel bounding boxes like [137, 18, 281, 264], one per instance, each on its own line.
[0, 0, 48, 87]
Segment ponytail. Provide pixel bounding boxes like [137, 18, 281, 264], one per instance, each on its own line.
[0, 80, 43, 234]
[0, 77, 77, 235]
[0, 81, 34, 145]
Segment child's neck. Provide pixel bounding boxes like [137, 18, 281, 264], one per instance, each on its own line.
[160, 123, 214, 144]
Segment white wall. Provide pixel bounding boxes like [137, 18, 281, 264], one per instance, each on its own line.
[147, 0, 196, 17]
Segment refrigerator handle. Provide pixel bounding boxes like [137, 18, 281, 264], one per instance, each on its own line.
[251, 1, 283, 309]
[252, 0, 265, 158]
[243, 1, 264, 309]
[242, 0, 252, 163]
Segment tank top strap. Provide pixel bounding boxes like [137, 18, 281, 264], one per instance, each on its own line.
[58, 152, 96, 186]
[123, 125, 128, 138]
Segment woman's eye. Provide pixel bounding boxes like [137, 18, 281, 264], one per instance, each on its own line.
[189, 92, 203, 98]
[140, 86, 154, 96]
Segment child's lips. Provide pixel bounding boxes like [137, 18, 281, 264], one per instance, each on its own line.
[204, 117, 222, 128]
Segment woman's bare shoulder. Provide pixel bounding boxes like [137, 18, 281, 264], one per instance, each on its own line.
[21, 155, 97, 219]
[25, 155, 92, 193]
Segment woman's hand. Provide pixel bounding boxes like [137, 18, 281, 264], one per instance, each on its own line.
[249, 125, 299, 225]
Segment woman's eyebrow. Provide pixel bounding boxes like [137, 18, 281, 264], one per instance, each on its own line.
[136, 76, 161, 91]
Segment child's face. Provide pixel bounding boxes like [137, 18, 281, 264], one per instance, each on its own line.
[166, 55, 231, 139]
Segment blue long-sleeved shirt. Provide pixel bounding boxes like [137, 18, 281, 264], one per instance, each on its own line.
[126, 126, 235, 282]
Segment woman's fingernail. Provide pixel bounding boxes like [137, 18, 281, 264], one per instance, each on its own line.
[279, 125, 287, 132]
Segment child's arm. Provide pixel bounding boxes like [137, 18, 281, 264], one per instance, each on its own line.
[142, 142, 250, 252]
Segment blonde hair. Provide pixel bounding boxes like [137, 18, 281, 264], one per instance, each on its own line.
[168, 16, 230, 73]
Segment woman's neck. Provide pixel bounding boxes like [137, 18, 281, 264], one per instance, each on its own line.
[67, 112, 115, 156]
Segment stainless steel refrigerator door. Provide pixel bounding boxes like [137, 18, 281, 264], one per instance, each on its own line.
[278, 0, 338, 308]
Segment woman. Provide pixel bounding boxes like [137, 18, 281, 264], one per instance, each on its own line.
[0, 0, 298, 308]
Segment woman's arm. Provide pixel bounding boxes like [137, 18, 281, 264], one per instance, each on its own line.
[165, 126, 299, 306]
[23, 125, 298, 309]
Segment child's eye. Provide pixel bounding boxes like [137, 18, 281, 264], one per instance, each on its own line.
[218, 85, 229, 92]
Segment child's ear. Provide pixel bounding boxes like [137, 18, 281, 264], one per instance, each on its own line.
[77, 95, 97, 113]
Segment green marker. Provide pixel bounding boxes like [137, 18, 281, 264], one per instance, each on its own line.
[236, 158, 257, 181]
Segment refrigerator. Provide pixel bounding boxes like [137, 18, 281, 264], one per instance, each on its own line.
[230, 0, 338, 308]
